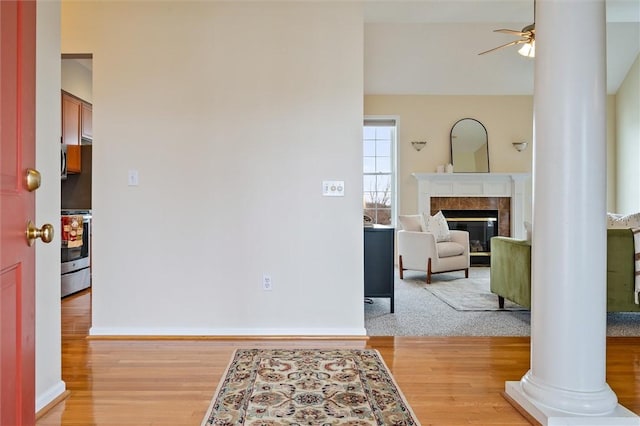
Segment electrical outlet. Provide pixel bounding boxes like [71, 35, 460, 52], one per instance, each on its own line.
[262, 274, 272, 291]
[128, 170, 139, 186]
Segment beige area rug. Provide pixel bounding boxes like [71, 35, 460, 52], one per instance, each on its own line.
[420, 272, 528, 311]
[201, 348, 421, 426]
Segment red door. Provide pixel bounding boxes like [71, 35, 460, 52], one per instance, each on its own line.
[1, 1, 37, 425]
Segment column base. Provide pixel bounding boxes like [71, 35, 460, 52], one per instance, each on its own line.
[505, 381, 639, 426]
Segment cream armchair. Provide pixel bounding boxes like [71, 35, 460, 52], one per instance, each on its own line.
[397, 225, 470, 284]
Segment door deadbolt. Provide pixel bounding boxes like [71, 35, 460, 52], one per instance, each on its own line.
[25, 168, 41, 192]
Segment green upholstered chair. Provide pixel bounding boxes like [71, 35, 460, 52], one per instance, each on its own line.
[489, 237, 531, 309]
[489, 229, 639, 312]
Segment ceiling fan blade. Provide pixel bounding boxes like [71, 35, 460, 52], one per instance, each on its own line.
[478, 39, 526, 56]
[494, 28, 527, 36]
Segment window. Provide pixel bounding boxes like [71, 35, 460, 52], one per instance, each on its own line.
[363, 119, 396, 225]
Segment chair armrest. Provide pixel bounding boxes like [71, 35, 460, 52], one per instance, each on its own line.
[449, 230, 470, 255]
[490, 236, 532, 308]
[397, 230, 438, 268]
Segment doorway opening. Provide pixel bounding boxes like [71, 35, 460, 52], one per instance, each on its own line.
[60, 53, 93, 329]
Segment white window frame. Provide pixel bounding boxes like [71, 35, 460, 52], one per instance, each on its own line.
[363, 116, 398, 227]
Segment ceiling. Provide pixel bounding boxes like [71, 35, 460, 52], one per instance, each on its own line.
[364, 0, 640, 95]
[65, 1, 640, 96]
[74, 58, 92, 71]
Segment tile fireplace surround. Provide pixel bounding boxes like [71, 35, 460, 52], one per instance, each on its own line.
[412, 173, 530, 240]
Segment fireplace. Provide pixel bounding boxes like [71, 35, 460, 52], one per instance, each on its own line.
[441, 209, 498, 265]
[431, 196, 510, 236]
[412, 172, 530, 240]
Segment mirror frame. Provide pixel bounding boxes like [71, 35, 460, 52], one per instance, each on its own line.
[450, 118, 490, 173]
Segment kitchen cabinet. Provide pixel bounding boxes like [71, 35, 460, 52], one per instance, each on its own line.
[81, 103, 92, 141]
[62, 90, 92, 145]
[66, 145, 81, 174]
[62, 91, 92, 174]
[62, 91, 81, 146]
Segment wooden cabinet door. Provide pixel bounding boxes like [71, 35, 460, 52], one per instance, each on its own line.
[66, 144, 82, 173]
[62, 91, 81, 145]
[81, 103, 92, 141]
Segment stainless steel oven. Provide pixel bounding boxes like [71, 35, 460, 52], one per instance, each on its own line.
[61, 210, 91, 297]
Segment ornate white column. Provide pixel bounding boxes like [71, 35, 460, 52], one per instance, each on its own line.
[505, 1, 638, 424]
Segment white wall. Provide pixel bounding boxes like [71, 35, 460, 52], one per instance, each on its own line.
[61, 1, 365, 335]
[616, 53, 640, 214]
[61, 58, 92, 102]
[365, 95, 619, 217]
[606, 95, 617, 211]
[365, 95, 534, 217]
[35, 0, 64, 411]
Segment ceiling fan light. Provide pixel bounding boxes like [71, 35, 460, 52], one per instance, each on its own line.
[518, 40, 535, 58]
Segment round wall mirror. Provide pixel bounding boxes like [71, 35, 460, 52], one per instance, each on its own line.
[450, 118, 489, 173]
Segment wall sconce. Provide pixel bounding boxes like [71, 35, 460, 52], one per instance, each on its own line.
[512, 141, 528, 152]
[411, 141, 427, 151]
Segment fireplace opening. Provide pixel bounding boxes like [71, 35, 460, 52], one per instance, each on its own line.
[442, 209, 498, 265]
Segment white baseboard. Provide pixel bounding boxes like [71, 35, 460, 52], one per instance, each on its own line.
[89, 326, 368, 337]
[36, 380, 66, 413]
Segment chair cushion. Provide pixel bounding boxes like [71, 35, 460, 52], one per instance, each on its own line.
[437, 241, 465, 258]
[398, 215, 425, 232]
[424, 211, 451, 242]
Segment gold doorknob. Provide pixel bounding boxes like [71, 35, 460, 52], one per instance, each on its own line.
[26, 221, 54, 246]
[25, 168, 41, 192]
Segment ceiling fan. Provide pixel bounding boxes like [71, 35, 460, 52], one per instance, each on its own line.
[479, 1, 536, 57]
[479, 24, 535, 57]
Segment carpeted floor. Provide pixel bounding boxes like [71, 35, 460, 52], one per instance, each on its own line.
[364, 267, 640, 336]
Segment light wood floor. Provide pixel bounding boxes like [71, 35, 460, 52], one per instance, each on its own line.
[36, 290, 640, 425]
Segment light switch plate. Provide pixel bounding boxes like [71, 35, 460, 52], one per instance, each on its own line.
[322, 180, 345, 197]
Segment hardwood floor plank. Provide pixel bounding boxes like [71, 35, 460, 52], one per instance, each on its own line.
[36, 290, 640, 425]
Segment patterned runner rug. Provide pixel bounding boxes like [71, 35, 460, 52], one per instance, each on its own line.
[201, 348, 421, 425]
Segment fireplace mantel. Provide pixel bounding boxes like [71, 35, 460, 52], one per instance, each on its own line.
[412, 172, 530, 239]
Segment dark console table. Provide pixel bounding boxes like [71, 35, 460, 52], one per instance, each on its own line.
[364, 225, 395, 313]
